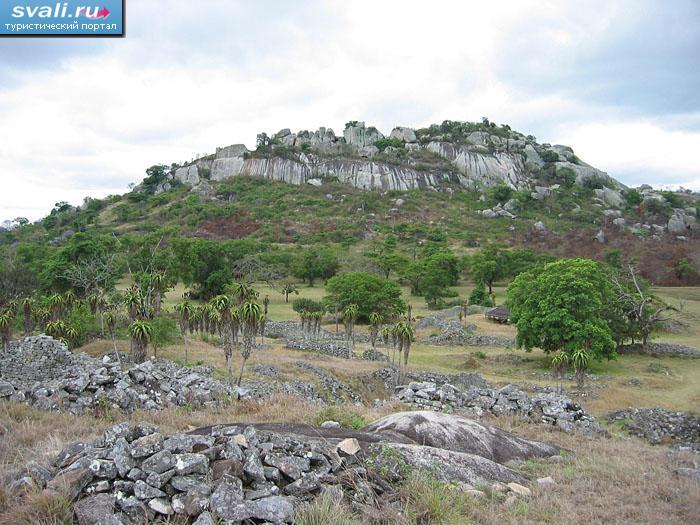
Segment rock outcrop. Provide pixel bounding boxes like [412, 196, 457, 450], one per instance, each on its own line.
[162, 121, 618, 195]
[7, 414, 563, 523]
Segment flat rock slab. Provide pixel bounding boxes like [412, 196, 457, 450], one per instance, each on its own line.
[363, 410, 564, 463]
[190, 411, 564, 486]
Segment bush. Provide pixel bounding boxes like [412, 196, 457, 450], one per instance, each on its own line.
[624, 189, 642, 207]
[541, 150, 559, 163]
[490, 183, 513, 204]
[468, 282, 494, 307]
[313, 405, 366, 429]
[292, 298, 325, 314]
[556, 167, 577, 187]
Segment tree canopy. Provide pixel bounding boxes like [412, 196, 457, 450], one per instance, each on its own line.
[324, 272, 405, 321]
[506, 258, 616, 361]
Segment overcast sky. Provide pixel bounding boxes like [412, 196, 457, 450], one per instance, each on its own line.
[1, 0, 699, 221]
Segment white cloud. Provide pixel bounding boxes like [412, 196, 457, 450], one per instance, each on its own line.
[0, 0, 698, 221]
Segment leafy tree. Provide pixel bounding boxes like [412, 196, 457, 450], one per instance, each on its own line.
[292, 248, 339, 286]
[325, 272, 405, 321]
[281, 282, 299, 303]
[374, 253, 408, 280]
[507, 258, 617, 383]
[467, 246, 508, 294]
[405, 251, 460, 307]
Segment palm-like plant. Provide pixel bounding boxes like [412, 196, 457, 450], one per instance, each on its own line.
[369, 312, 384, 348]
[394, 320, 415, 382]
[103, 311, 121, 364]
[21, 297, 34, 337]
[174, 301, 192, 363]
[46, 320, 67, 339]
[150, 271, 169, 316]
[212, 295, 236, 384]
[342, 304, 359, 357]
[123, 287, 142, 321]
[48, 293, 65, 321]
[229, 282, 258, 305]
[262, 295, 270, 316]
[570, 348, 591, 389]
[63, 290, 78, 316]
[550, 351, 570, 380]
[381, 325, 391, 347]
[237, 301, 262, 386]
[0, 310, 13, 352]
[128, 320, 152, 363]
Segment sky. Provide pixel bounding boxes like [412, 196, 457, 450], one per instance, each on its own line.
[1, 0, 699, 221]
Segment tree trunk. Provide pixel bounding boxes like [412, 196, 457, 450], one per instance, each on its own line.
[236, 357, 247, 387]
[110, 334, 121, 366]
[575, 367, 585, 389]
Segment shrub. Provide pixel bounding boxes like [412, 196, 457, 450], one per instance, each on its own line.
[468, 282, 494, 307]
[624, 189, 642, 207]
[556, 167, 577, 187]
[313, 405, 366, 429]
[541, 150, 559, 163]
[490, 183, 513, 204]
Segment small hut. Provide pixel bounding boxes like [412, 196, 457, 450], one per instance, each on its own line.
[485, 306, 510, 324]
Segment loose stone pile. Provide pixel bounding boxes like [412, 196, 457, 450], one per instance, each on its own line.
[418, 318, 515, 347]
[25, 422, 340, 524]
[395, 381, 604, 435]
[607, 407, 700, 451]
[7, 412, 566, 524]
[0, 336, 364, 413]
[0, 336, 232, 414]
[618, 342, 700, 358]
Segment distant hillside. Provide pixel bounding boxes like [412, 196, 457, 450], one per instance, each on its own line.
[1, 119, 698, 287]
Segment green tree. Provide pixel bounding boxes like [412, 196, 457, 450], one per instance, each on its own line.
[405, 251, 460, 307]
[281, 282, 299, 303]
[467, 246, 508, 295]
[325, 272, 405, 321]
[375, 253, 408, 279]
[507, 258, 616, 383]
[292, 248, 339, 286]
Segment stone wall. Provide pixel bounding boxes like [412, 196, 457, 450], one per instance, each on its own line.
[394, 380, 603, 435]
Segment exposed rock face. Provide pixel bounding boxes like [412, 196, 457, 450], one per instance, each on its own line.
[167, 122, 617, 194]
[12, 416, 562, 523]
[363, 411, 562, 463]
[668, 208, 698, 234]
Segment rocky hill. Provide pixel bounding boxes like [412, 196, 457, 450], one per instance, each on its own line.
[160, 120, 621, 197]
